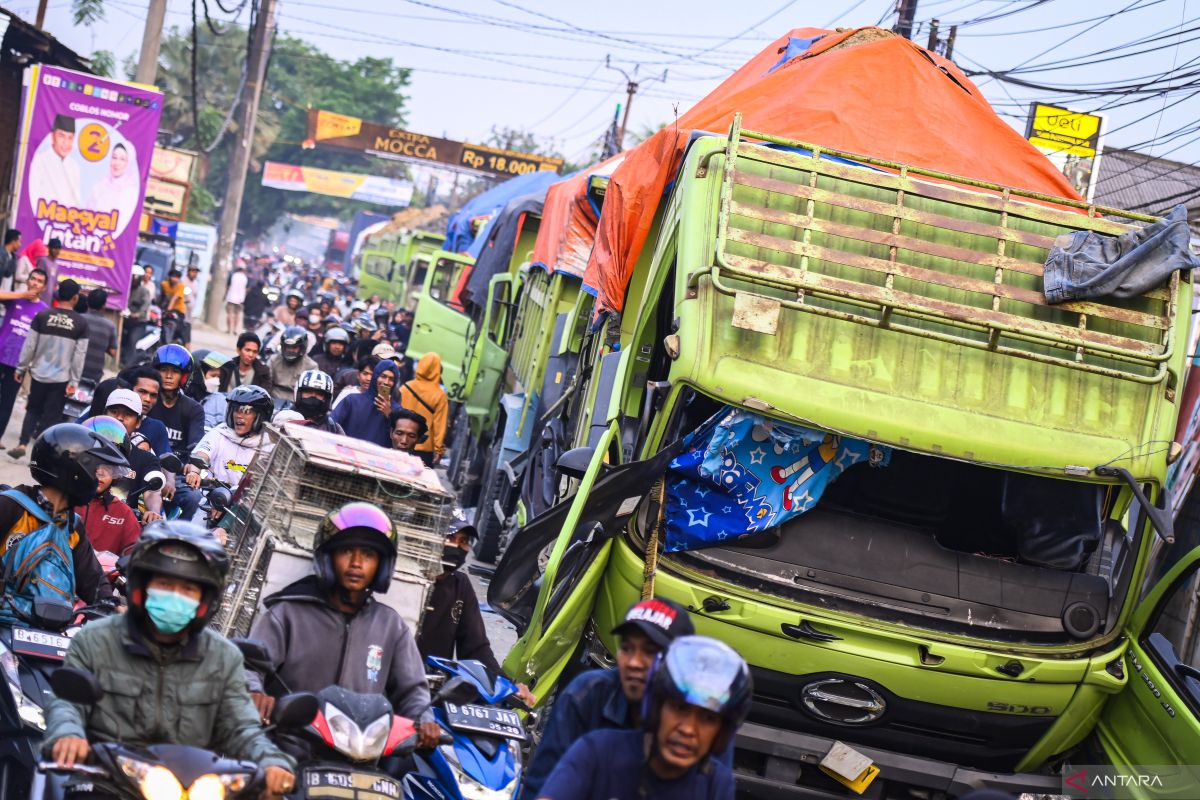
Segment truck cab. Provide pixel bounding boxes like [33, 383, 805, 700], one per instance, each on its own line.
[490, 122, 1200, 798]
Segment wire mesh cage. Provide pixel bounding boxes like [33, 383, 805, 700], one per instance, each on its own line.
[213, 423, 452, 638]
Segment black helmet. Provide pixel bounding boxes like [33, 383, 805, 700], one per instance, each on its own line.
[279, 325, 308, 364]
[31, 423, 132, 506]
[226, 384, 273, 433]
[313, 502, 398, 594]
[642, 635, 753, 756]
[153, 343, 193, 374]
[373, 307, 390, 323]
[126, 522, 230, 633]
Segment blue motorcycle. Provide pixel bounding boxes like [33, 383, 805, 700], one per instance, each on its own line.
[402, 657, 529, 800]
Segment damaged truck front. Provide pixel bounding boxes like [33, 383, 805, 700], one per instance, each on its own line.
[490, 119, 1200, 799]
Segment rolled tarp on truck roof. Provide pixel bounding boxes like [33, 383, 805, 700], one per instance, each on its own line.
[584, 26, 1082, 317]
[444, 170, 562, 255]
[533, 152, 627, 280]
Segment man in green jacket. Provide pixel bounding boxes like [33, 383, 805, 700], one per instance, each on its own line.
[43, 523, 296, 796]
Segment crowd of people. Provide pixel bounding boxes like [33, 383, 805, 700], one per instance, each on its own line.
[0, 249, 756, 800]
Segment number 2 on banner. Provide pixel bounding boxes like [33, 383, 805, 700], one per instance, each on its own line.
[78, 123, 110, 162]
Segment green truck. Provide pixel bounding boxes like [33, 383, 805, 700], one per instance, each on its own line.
[466, 171, 613, 560]
[489, 120, 1200, 798]
[356, 228, 445, 306]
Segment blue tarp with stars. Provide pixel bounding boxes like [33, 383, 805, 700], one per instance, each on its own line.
[663, 407, 891, 553]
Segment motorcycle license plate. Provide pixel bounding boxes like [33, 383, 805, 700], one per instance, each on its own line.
[444, 701, 525, 740]
[10, 627, 70, 661]
[303, 769, 401, 800]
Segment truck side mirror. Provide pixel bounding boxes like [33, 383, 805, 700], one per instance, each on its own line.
[555, 447, 596, 481]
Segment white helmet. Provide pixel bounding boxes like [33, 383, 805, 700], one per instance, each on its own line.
[294, 369, 335, 403]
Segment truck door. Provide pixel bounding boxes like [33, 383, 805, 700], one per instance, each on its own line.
[462, 274, 516, 432]
[489, 426, 682, 697]
[1095, 543, 1200, 793]
[407, 255, 473, 400]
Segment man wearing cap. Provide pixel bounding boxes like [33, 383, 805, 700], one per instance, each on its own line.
[29, 114, 82, 209]
[521, 597, 703, 800]
[36, 239, 64, 301]
[104, 387, 164, 523]
[8, 278, 88, 459]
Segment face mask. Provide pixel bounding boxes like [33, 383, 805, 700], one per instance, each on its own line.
[441, 544, 467, 572]
[309, 315, 321, 325]
[144, 587, 200, 634]
[294, 395, 328, 421]
[204, 376, 220, 393]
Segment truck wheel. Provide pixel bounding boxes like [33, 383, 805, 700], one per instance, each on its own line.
[473, 462, 508, 563]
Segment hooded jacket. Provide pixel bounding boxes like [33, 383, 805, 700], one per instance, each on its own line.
[399, 353, 448, 457]
[245, 576, 433, 723]
[330, 359, 400, 448]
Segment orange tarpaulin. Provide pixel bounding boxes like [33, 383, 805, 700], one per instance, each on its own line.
[585, 27, 1080, 317]
[533, 153, 626, 279]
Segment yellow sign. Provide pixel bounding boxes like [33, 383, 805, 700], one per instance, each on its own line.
[150, 146, 197, 184]
[143, 177, 188, 218]
[1026, 103, 1102, 158]
[313, 110, 363, 141]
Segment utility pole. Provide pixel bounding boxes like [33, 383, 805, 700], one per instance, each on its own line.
[206, 0, 277, 327]
[605, 56, 667, 150]
[944, 25, 958, 60]
[134, 0, 168, 85]
[894, 0, 918, 40]
[926, 19, 940, 51]
[34, 0, 47, 28]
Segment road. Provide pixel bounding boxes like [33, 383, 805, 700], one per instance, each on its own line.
[0, 319, 519, 661]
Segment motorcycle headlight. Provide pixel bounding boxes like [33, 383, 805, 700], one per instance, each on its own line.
[438, 741, 521, 800]
[118, 757, 183, 800]
[187, 771, 252, 800]
[325, 703, 391, 762]
[0, 640, 44, 730]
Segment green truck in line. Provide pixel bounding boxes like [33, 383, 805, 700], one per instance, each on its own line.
[356, 228, 445, 306]
[488, 119, 1200, 798]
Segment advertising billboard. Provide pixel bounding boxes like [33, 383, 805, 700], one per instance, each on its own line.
[9, 64, 163, 308]
[1025, 102, 1105, 202]
[262, 161, 415, 207]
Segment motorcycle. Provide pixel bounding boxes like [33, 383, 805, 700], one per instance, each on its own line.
[235, 640, 421, 800]
[161, 308, 188, 347]
[0, 599, 116, 800]
[403, 657, 529, 800]
[35, 667, 318, 800]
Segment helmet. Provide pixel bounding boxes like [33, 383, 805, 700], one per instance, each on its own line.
[313, 502, 398, 594]
[30, 423, 132, 506]
[225, 384, 273, 433]
[202, 351, 232, 370]
[279, 325, 308, 364]
[324, 327, 350, 347]
[350, 300, 367, 313]
[295, 369, 335, 400]
[153, 343, 193, 375]
[126, 522, 230, 634]
[285, 288, 304, 306]
[324, 314, 342, 328]
[642, 635, 753, 756]
[80, 415, 128, 449]
[373, 307, 390, 323]
[354, 318, 377, 334]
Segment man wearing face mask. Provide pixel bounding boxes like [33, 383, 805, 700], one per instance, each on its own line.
[416, 512, 535, 705]
[287, 369, 343, 434]
[43, 523, 297, 797]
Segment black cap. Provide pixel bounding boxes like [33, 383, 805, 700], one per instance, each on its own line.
[56, 278, 80, 301]
[48, 238, 62, 249]
[612, 597, 694, 649]
[52, 114, 75, 133]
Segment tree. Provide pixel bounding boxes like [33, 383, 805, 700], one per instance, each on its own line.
[152, 25, 412, 239]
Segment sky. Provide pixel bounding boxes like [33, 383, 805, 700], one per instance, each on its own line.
[13, 0, 1200, 185]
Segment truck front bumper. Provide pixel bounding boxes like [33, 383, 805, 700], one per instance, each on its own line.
[735, 721, 1063, 799]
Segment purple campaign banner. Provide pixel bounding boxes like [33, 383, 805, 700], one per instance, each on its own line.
[9, 65, 162, 309]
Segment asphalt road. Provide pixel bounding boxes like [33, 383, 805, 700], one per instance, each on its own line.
[0, 320, 520, 662]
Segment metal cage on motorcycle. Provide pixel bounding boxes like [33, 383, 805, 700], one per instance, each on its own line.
[212, 423, 452, 638]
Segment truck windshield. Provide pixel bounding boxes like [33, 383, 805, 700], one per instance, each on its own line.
[656, 392, 1137, 645]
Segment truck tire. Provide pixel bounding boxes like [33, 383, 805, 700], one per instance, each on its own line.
[473, 454, 508, 563]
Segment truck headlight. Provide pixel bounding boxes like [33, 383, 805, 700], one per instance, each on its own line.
[0, 641, 44, 730]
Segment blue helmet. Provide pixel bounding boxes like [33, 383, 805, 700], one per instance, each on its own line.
[642, 635, 753, 755]
[153, 343, 193, 374]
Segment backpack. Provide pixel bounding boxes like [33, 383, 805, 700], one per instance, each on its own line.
[0, 489, 75, 625]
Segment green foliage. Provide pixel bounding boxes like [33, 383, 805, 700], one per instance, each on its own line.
[71, 0, 105, 26]
[154, 25, 412, 239]
[89, 49, 115, 78]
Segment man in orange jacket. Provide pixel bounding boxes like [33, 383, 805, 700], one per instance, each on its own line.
[399, 352, 447, 468]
